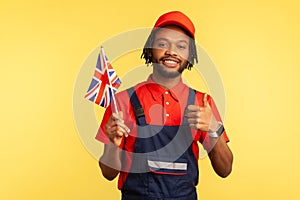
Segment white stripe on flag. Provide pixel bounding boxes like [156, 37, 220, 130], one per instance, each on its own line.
[84, 83, 100, 101]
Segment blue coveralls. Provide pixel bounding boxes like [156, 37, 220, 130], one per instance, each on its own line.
[121, 87, 199, 200]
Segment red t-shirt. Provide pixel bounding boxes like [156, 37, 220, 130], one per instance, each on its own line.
[96, 75, 229, 189]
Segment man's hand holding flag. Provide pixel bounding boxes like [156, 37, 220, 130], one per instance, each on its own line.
[85, 46, 129, 146]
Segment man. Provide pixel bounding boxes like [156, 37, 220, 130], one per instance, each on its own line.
[97, 11, 233, 200]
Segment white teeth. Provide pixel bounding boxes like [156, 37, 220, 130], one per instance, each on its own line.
[164, 60, 177, 64]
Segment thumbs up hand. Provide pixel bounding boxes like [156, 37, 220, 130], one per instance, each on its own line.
[186, 94, 220, 132]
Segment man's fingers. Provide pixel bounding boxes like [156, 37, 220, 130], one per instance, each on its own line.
[116, 121, 130, 133]
[111, 111, 130, 134]
[185, 111, 200, 118]
[108, 127, 126, 144]
[112, 112, 123, 122]
[189, 123, 209, 132]
[187, 105, 200, 112]
[108, 122, 129, 137]
[105, 111, 130, 145]
[185, 94, 213, 132]
[187, 118, 208, 125]
[118, 111, 123, 118]
[186, 105, 200, 117]
[115, 129, 124, 137]
[203, 93, 209, 107]
[187, 118, 200, 124]
[116, 121, 130, 135]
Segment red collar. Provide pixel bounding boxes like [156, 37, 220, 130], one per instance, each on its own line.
[144, 75, 187, 102]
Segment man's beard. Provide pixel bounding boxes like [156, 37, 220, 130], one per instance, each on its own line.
[153, 63, 186, 78]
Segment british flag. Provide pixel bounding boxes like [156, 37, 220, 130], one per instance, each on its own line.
[84, 47, 121, 108]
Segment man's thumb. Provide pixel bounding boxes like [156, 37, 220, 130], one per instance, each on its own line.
[203, 93, 209, 107]
[118, 111, 123, 118]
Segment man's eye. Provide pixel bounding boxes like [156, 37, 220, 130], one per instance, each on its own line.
[178, 45, 187, 49]
[158, 43, 167, 47]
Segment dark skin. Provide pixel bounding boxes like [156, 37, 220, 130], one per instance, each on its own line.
[99, 26, 233, 180]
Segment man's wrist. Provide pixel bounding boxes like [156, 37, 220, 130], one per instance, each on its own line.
[208, 122, 224, 138]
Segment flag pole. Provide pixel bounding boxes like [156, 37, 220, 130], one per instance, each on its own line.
[101, 46, 119, 114]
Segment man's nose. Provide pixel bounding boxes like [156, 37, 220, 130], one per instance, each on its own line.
[165, 44, 177, 56]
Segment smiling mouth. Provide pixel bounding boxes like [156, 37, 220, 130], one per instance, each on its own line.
[161, 58, 180, 67]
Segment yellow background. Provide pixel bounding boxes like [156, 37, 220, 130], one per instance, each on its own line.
[1, 0, 300, 199]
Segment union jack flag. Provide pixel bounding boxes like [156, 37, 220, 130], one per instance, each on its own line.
[84, 47, 121, 108]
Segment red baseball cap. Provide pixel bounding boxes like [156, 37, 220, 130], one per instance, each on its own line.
[153, 11, 195, 38]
